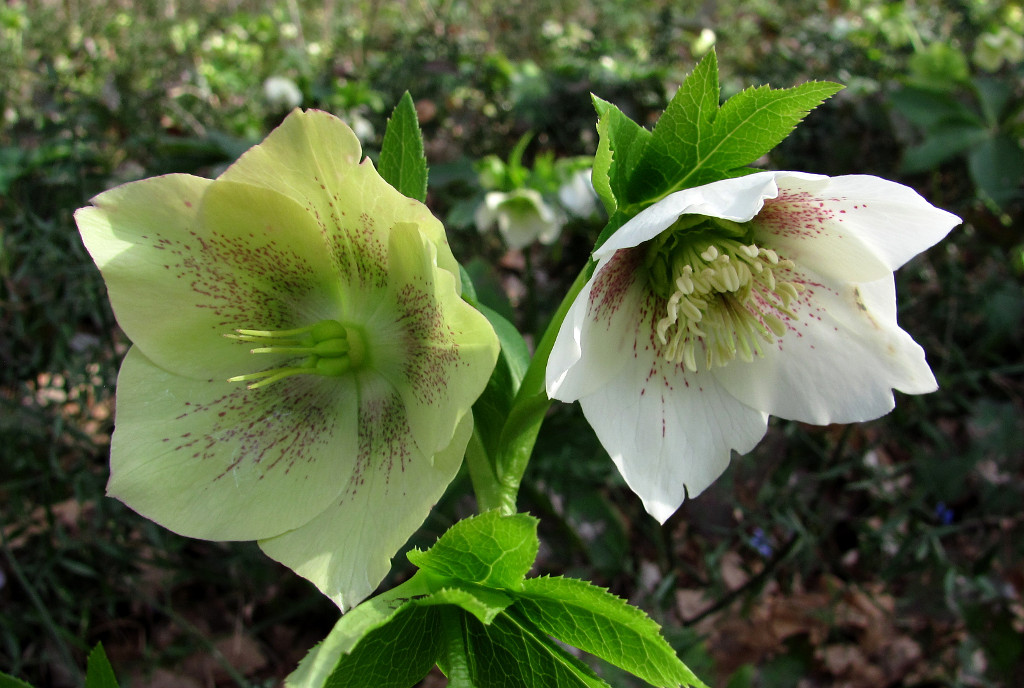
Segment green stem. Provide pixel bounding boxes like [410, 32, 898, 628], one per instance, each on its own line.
[487, 264, 594, 511]
[465, 425, 513, 514]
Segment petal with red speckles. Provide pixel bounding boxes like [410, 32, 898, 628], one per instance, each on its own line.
[714, 267, 936, 425]
[368, 224, 501, 458]
[219, 109, 461, 284]
[573, 287, 769, 524]
[78, 179, 342, 381]
[108, 346, 358, 541]
[755, 172, 961, 283]
[259, 412, 473, 610]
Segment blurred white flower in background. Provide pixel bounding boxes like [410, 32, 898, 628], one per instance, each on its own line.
[475, 189, 564, 249]
[263, 76, 303, 111]
[557, 169, 600, 220]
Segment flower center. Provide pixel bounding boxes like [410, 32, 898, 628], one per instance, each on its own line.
[644, 216, 804, 372]
[225, 319, 367, 389]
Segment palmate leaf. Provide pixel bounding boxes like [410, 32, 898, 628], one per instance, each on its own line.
[606, 50, 841, 210]
[290, 512, 705, 688]
[379, 91, 428, 203]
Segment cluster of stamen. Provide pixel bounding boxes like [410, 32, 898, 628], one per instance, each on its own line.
[645, 217, 804, 372]
[225, 319, 365, 389]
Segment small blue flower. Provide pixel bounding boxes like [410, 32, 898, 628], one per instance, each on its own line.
[935, 502, 954, 525]
[749, 527, 774, 557]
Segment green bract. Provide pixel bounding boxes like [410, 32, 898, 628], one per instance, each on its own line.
[76, 109, 499, 610]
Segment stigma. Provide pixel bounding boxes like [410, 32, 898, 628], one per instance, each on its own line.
[645, 219, 804, 372]
[225, 319, 367, 389]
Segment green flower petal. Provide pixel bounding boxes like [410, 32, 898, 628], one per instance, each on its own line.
[78, 177, 341, 380]
[258, 411, 474, 610]
[108, 346, 358, 541]
[366, 223, 500, 457]
[218, 109, 462, 286]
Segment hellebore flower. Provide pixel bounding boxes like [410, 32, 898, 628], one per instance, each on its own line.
[558, 169, 600, 220]
[475, 188, 564, 249]
[546, 171, 960, 522]
[76, 109, 499, 609]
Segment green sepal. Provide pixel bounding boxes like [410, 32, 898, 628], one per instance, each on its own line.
[379, 91, 428, 203]
[85, 644, 120, 688]
[516, 576, 708, 688]
[407, 511, 539, 591]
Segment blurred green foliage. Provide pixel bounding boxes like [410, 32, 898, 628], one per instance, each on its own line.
[1, 1, 1022, 686]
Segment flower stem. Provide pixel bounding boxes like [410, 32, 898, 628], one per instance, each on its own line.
[487, 263, 593, 512]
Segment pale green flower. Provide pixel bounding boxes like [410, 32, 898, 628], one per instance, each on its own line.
[76, 109, 499, 610]
[974, 27, 1024, 72]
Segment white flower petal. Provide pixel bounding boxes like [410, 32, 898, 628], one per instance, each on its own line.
[758, 173, 961, 282]
[713, 262, 936, 425]
[594, 171, 787, 261]
[579, 351, 768, 524]
[546, 248, 647, 401]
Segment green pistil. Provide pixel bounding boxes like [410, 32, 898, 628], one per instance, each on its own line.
[225, 319, 367, 389]
[645, 218, 804, 372]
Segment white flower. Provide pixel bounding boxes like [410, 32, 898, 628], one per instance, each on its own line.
[475, 189, 564, 249]
[546, 171, 960, 522]
[263, 76, 303, 111]
[558, 169, 600, 219]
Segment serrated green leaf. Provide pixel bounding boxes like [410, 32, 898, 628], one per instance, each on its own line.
[0, 673, 37, 688]
[420, 584, 515, 625]
[515, 576, 707, 688]
[592, 95, 651, 214]
[85, 644, 120, 688]
[624, 51, 719, 204]
[708, 80, 844, 171]
[625, 50, 841, 208]
[379, 91, 427, 203]
[323, 605, 444, 688]
[286, 574, 432, 688]
[462, 611, 611, 687]
[407, 511, 539, 590]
